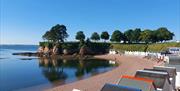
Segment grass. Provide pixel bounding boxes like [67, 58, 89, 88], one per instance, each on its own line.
[111, 42, 180, 52]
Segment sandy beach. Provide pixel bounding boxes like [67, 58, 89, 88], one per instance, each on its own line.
[47, 54, 163, 91]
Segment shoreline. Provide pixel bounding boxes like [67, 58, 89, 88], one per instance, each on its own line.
[46, 54, 163, 91]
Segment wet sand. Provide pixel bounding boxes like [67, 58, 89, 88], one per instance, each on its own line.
[47, 54, 163, 91]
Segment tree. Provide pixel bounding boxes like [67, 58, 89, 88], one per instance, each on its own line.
[43, 31, 53, 41]
[91, 32, 100, 41]
[151, 30, 159, 43]
[133, 28, 141, 43]
[139, 29, 153, 43]
[156, 27, 174, 42]
[101, 31, 109, 42]
[85, 38, 91, 47]
[75, 31, 85, 41]
[124, 29, 134, 43]
[110, 30, 124, 42]
[42, 24, 68, 43]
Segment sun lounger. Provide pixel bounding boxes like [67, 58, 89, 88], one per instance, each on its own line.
[101, 83, 142, 91]
[117, 75, 156, 91]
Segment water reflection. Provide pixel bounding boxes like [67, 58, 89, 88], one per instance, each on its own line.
[38, 57, 117, 84]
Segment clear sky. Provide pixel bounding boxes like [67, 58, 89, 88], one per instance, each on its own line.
[1, 0, 180, 44]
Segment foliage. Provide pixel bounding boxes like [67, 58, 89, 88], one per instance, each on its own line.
[88, 42, 111, 53]
[110, 30, 124, 42]
[124, 29, 134, 43]
[101, 31, 109, 41]
[133, 28, 141, 43]
[39, 42, 53, 48]
[91, 32, 100, 41]
[85, 38, 92, 47]
[156, 27, 174, 42]
[42, 24, 175, 45]
[75, 31, 85, 41]
[79, 40, 85, 48]
[139, 29, 153, 43]
[42, 24, 68, 43]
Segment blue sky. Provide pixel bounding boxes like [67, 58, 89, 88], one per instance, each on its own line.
[1, 0, 180, 44]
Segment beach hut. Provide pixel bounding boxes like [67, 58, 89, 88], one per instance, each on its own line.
[117, 75, 156, 91]
[101, 83, 142, 91]
[135, 70, 173, 91]
[167, 47, 180, 55]
[153, 66, 177, 90]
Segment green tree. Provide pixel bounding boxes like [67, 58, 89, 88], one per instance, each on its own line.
[42, 24, 68, 43]
[124, 29, 134, 43]
[101, 31, 109, 42]
[151, 30, 159, 43]
[85, 38, 91, 46]
[43, 31, 53, 41]
[139, 29, 153, 43]
[91, 32, 100, 41]
[133, 28, 141, 43]
[75, 31, 86, 41]
[110, 30, 124, 42]
[156, 27, 174, 42]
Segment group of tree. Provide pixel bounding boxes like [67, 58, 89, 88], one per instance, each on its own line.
[42, 24, 174, 44]
[91, 31, 110, 42]
[110, 28, 174, 43]
[75, 31, 109, 42]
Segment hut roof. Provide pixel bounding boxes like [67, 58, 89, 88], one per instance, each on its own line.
[101, 83, 142, 91]
[118, 75, 156, 91]
[153, 66, 177, 76]
[135, 70, 170, 88]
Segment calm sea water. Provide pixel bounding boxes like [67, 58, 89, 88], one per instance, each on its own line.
[0, 45, 117, 91]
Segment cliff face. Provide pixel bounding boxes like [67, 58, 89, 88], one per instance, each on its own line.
[38, 46, 92, 57]
[53, 45, 60, 55]
[37, 42, 110, 57]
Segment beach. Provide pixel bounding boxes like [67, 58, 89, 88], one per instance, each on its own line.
[47, 54, 163, 91]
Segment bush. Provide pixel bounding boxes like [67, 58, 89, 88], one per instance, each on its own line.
[88, 42, 111, 53]
[61, 42, 79, 50]
[39, 42, 53, 48]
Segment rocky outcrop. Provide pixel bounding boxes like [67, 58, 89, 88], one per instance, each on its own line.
[79, 46, 93, 56]
[79, 46, 86, 56]
[63, 49, 69, 55]
[53, 45, 60, 55]
[36, 44, 101, 57]
[12, 52, 37, 56]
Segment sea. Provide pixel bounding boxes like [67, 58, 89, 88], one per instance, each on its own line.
[0, 45, 117, 91]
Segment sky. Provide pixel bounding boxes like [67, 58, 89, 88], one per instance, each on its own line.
[0, 0, 180, 44]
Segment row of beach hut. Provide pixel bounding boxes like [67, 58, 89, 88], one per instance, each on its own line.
[109, 50, 170, 63]
[101, 66, 177, 91]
